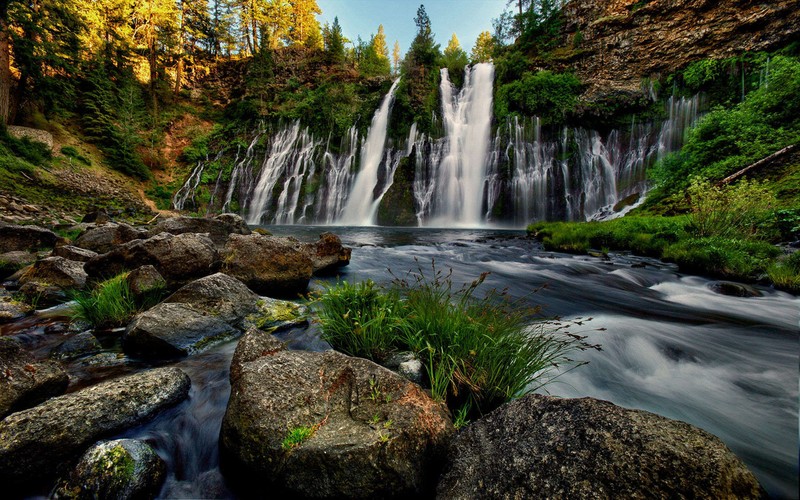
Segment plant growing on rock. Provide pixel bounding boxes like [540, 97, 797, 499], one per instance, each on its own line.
[315, 261, 599, 419]
[71, 272, 165, 328]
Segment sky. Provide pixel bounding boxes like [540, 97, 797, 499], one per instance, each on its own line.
[316, 0, 509, 56]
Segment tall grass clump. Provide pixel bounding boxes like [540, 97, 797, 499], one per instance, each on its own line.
[767, 251, 800, 293]
[72, 272, 165, 328]
[687, 177, 777, 240]
[315, 263, 597, 419]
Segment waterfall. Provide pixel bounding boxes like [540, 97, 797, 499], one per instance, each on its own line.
[316, 127, 359, 224]
[338, 79, 400, 225]
[425, 63, 494, 226]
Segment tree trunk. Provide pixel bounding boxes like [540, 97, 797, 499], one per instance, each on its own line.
[0, 16, 11, 126]
[174, 0, 184, 94]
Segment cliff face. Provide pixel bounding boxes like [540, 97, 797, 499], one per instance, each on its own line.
[560, 0, 800, 96]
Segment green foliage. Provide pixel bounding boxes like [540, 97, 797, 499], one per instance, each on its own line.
[662, 238, 780, 280]
[441, 34, 469, 88]
[60, 146, 91, 166]
[0, 127, 52, 166]
[315, 264, 594, 419]
[281, 425, 316, 451]
[767, 252, 800, 293]
[687, 178, 777, 240]
[650, 55, 800, 201]
[774, 209, 800, 241]
[323, 17, 346, 65]
[71, 273, 138, 328]
[495, 71, 582, 124]
[316, 280, 405, 362]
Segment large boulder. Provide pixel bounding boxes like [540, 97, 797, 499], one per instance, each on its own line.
[220, 331, 454, 498]
[124, 273, 306, 358]
[54, 439, 166, 500]
[16, 256, 88, 305]
[436, 394, 765, 499]
[0, 367, 190, 485]
[0, 222, 58, 253]
[84, 232, 219, 285]
[73, 222, 147, 254]
[222, 234, 312, 297]
[148, 213, 251, 247]
[296, 232, 351, 274]
[0, 250, 38, 279]
[124, 265, 166, 302]
[0, 336, 68, 418]
[52, 245, 98, 263]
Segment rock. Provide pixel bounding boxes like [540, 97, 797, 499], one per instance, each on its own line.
[399, 358, 424, 385]
[85, 233, 219, 285]
[708, 281, 762, 298]
[74, 222, 147, 254]
[221, 234, 312, 297]
[124, 265, 166, 301]
[0, 251, 38, 279]
[52, 245, 98, 263]
[81, 209, 111, 224]
[436, 394, 765, 499]
[18, 256, 87, 289]
[124, 303, 238, 359]
[297, 232, 352, 274]
[220, 331, 454, 498]
[124, 273, 306, 358]
[148, 214, 251, 247]
[0, 291, 31, 322]
[54, 439, 166, 500]
[0, 367, 190, 485]
[50, 332, 102, 361]
[0, 337, 69, 419]
[0, 222, 58, 253]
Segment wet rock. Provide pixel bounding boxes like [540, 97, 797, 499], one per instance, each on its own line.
[54, 439, 166, 500]
[708, 281, 763, 298]
[0, 367, 190, 485]
[124, 265, 166, 301]
[50, 332, 102, 361]
[0, 295, 32, 322]
[0, 337, 69, 419]
[148, 213, 251, 247]
[221, 233, 312, 297]
[124, 273, 306, 358]
[0, 251, 37, 279]
[0, 222, 58, 253]
[85, 233, 219, 286]
[436, 394, 765, 499]
[384, 352, 424, 385]
[52, 245, 98, 263]
[74, 223, 147, 254]
[296, 232, 352, 274]
[220, 331, 454, 498]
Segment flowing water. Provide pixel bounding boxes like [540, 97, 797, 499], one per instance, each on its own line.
[7, 228, 796, 499]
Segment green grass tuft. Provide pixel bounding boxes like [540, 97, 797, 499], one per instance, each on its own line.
[281, 425, 316, 451]
[71, 272, 165, 328]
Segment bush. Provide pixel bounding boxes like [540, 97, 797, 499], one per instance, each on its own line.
[315, 264, 595, 419]
[71, 273, 165, 328]
[495, 70, 582, 124]
[686, 177, 777, 240]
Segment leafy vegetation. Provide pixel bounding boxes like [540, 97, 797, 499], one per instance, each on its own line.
[71, 273, 166, 328]
[315, 263, 595, 419]
[495, 70, 582, 124]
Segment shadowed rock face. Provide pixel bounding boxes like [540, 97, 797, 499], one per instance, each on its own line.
[0, 337, 68, 419]
[558, 0, 799, 100]
[220, 331, 454, 498]
[0, 222, 58, 253]
[436, 394, 766, 499]
[0, 367, 190, 485]
[147, 213, 251, 247]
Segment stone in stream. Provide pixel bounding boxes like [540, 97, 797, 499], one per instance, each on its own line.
[124, 273, 306, 358]
[295, 232, 352, 274]
[436, 394, 765, 499]
[220, 330, 454, 498]
[147, 213, 251, 247]
[0, 367, 190, 485]
[53, 439, 166, 500]
[73, 222, 147, 254]
[84, 232, 219, 285]
[50, 331, 103, 361]
[221, 233, 313, 297]
[0, 336, 69, 419]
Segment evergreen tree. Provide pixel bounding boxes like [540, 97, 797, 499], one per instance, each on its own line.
[471, 31, 495, 63]
[288, 0, 322, 47]
[323, 17, 345, 65]
[392, 40, 401, 75]
[442, 33, 469, 87]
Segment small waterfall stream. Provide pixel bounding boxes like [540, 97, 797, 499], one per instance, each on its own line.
[173, 67, 701, 227]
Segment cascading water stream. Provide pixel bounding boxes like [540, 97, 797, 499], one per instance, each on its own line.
[338, 79, 401, 225]
[426, 63, 494, 227]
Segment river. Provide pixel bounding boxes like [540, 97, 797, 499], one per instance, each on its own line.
[8, 227, 798, 499]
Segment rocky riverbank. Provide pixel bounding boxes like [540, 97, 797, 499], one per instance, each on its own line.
[0, 214, 765, 498]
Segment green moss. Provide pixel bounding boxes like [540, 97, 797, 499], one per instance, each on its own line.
[247, 299, 304, 331]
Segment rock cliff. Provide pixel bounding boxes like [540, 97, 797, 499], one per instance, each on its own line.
[560, 0, 800, 96]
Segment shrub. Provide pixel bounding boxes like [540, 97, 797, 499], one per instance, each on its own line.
[686, 177, 777, 240]
[315, 264, 596, 419]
